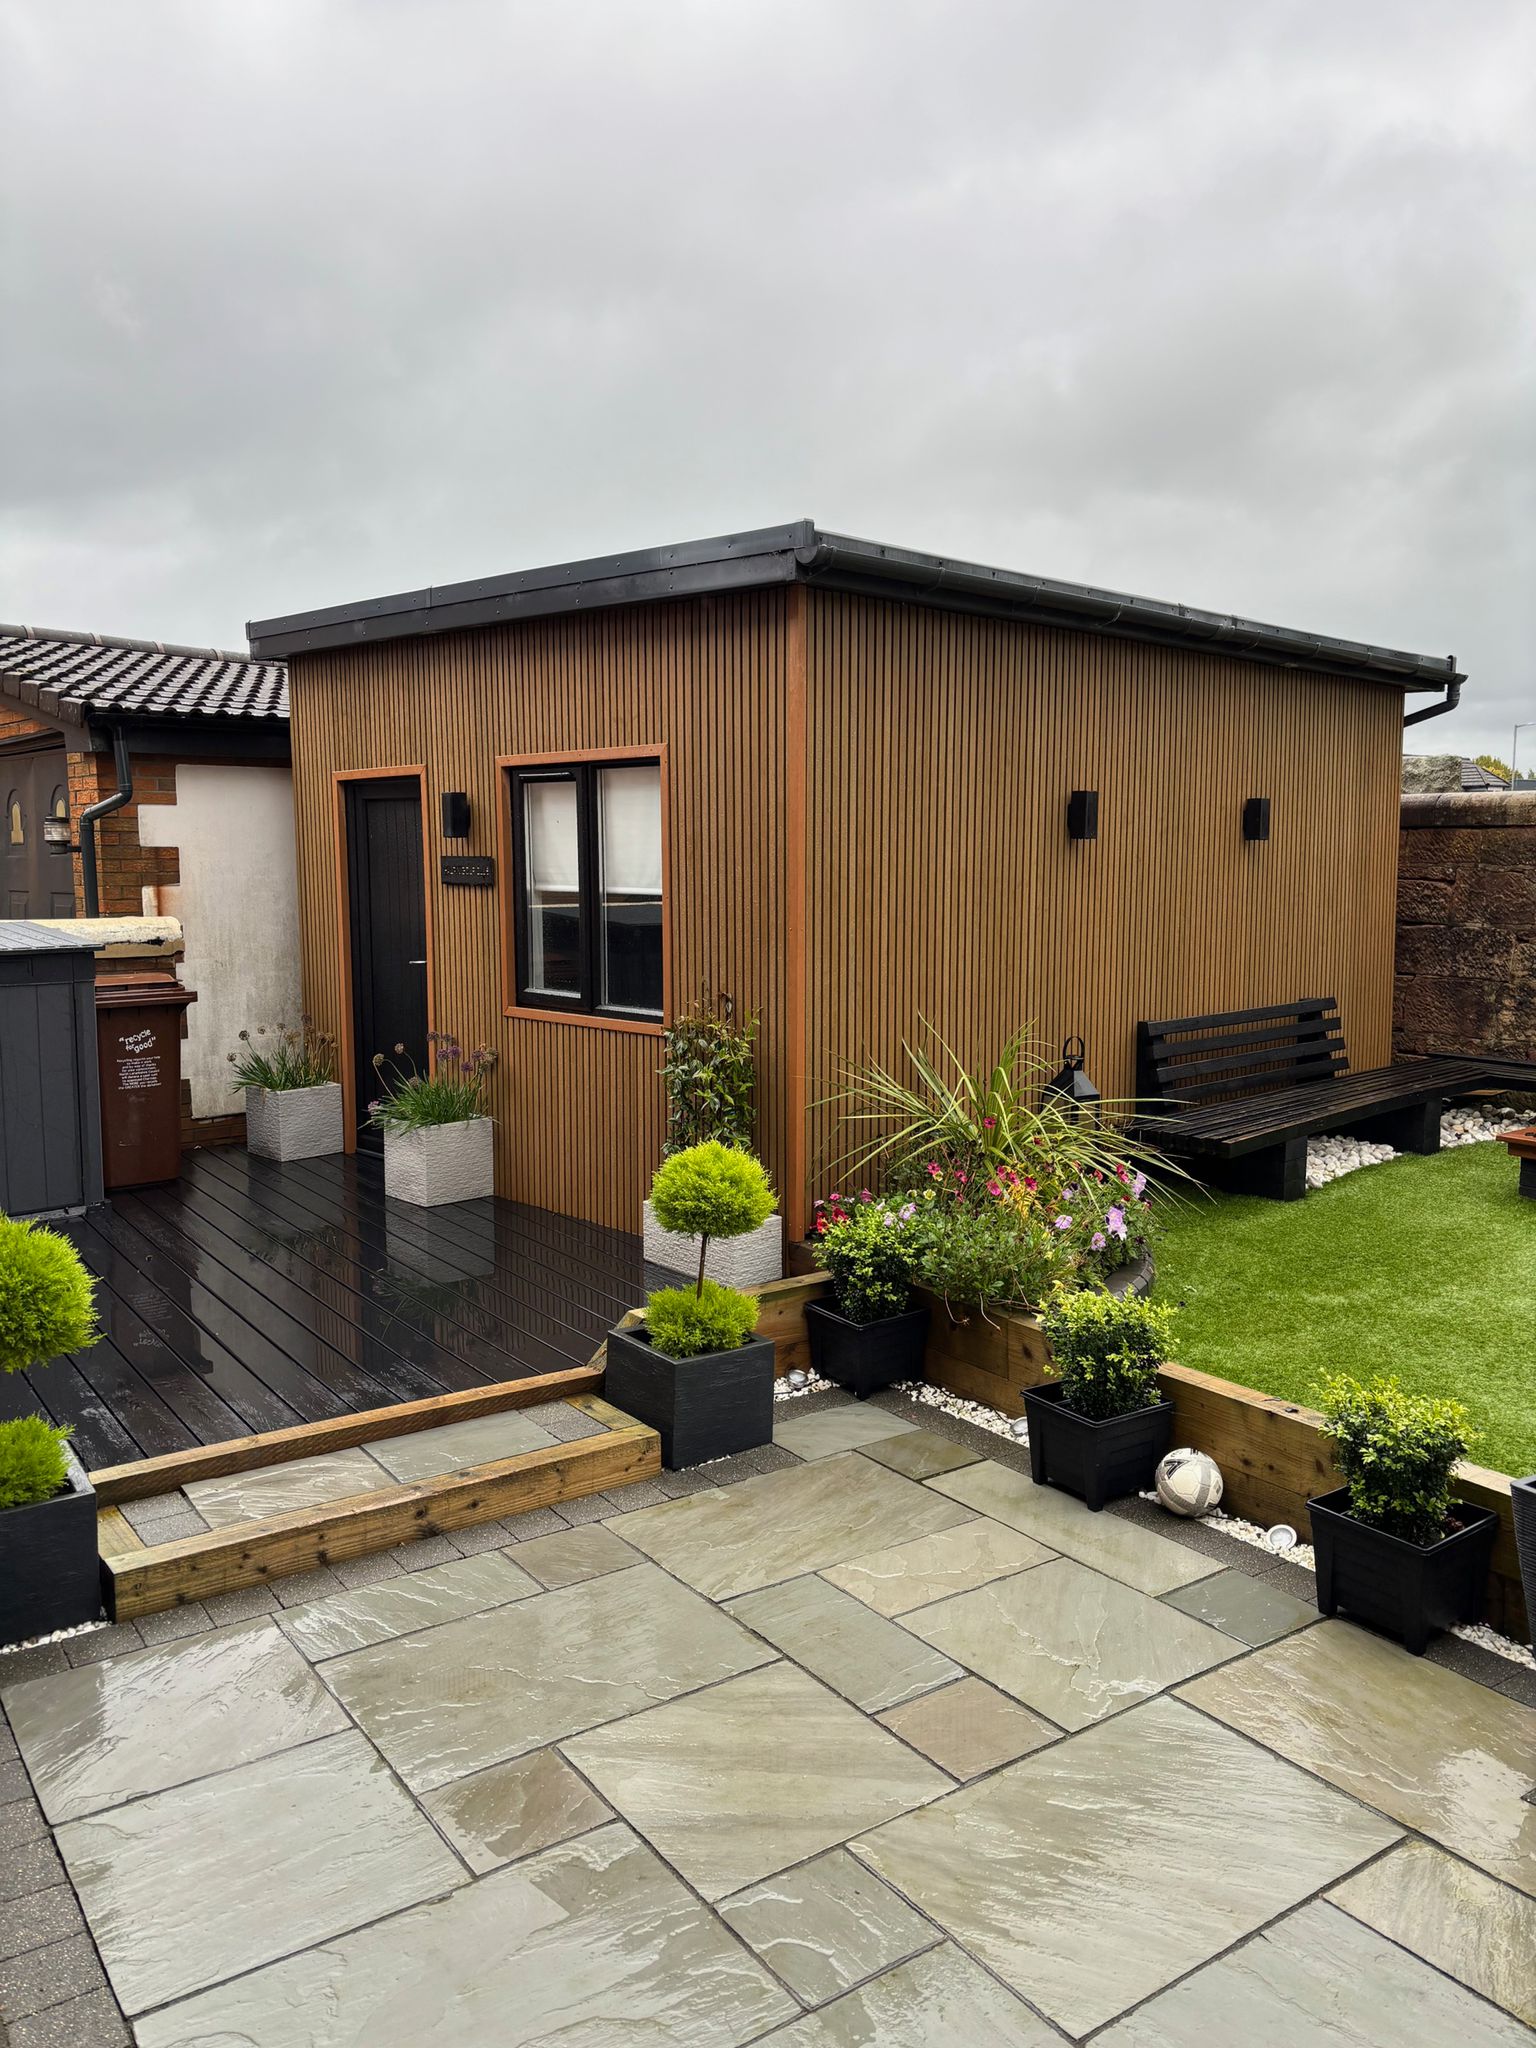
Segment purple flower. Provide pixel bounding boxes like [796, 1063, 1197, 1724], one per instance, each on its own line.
[1054, 1214, 1072, 1231]
[1106, 1204, 1128, 1239]
[1091, 1231, 1106, 1250]
[1132, 1171, 1147, 1197]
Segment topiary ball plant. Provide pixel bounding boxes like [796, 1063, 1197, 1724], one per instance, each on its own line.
[0, 1215, 98, 1377]
[1037, 1287, 1178, 1421]
[644, 1144, 776, 1358]
[0, 1414, 74, 1510]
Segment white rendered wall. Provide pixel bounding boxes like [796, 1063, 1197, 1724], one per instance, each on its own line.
[137, 764, 301, 1119]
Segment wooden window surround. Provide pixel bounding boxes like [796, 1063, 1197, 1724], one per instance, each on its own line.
[495, 748, 671, 1037]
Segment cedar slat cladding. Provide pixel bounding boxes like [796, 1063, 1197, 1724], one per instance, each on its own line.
[802, 591, 1401, 1197]
[289, 593, 789, 1233]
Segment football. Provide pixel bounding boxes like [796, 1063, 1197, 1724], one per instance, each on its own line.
[1155, 1447, 1223, 1517]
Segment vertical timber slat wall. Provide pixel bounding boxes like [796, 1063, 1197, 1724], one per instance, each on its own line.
[290, 592, 789, 1233]
[802, 590, 1402, 1197]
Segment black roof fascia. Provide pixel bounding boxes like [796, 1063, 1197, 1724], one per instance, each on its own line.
[248, 521, 1459, 691]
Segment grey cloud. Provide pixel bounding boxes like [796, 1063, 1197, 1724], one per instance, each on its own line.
[2, 0, 1531, 756]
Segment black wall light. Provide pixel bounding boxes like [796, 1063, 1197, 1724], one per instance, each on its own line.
[1067, 790, 1099, 841]
[441, 791, 472, 840]
[1243, 797, 1271, 842]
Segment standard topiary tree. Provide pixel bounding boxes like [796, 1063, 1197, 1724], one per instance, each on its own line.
[645, 1143, 776, 1359]
[0, 1215, 98, 1508]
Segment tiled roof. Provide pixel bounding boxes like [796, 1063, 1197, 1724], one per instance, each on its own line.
[0, 623, 287, 726]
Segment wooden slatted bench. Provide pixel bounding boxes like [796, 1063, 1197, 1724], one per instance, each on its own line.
[1134, 998, 1495, 1200]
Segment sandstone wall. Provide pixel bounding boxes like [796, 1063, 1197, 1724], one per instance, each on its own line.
[1395, 791, 1536, 1062]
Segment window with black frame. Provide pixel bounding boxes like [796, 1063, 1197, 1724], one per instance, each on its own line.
[509, 759, 664, 1019]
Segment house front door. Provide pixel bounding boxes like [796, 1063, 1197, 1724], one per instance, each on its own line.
[344, 777, 428, 1145]
[3, 745, 75, 919]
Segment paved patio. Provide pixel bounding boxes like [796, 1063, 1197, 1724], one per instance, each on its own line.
[2, 1392, 1533, 2045]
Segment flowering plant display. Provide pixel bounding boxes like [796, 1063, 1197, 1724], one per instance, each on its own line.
[367, 1034, 498, 1133]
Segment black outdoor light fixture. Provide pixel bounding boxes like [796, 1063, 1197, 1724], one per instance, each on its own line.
[1043, 1036, 1101, 1119]
[1243, 797, 1271, 842]
[441, 791, 472, 840]
[1067, 790, 1099, 841]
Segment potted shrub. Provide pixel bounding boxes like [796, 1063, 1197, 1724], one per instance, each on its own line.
[804, 1193, 928, 1398]
[370, 1035, 497, 1207]
[644, 992, 782, 1285]
[607, 1143, 777, 1467]
[0, 1215, 102, 1647]
[1024, 1289, 1179, 1511]
[1310, 1375, 1497, 1655]
[229, 1018, 342, 1161]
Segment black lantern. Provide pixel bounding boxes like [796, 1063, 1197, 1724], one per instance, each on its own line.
[1043, 1036, 1100, 1119]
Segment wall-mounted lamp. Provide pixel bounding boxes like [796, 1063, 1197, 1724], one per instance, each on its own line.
[441, 791, 471, 840]
[1067, 790, 1099, 841]
[1043, 1036, 1101, 1120]
[1243, 797, 1271, 842]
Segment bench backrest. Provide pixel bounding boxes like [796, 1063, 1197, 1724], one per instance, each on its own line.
[1136, 999, 1347, 1105]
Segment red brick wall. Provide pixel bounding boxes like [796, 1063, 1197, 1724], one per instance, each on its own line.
[1395, 792, 1536, 1062]
[2, 707, 180, 914]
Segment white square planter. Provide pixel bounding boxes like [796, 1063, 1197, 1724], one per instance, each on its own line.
[383, 1117, 495, 1207]
[244, 1083, 344, 1162]
[643, 1201, 784, 1287]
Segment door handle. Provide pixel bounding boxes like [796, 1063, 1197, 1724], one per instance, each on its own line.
[407, 959, 427, 966]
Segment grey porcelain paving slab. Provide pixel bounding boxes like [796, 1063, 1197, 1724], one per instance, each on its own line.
[55, 1728, 463, 2016]
[1178, 1620, 1536, 1895]
[877, 1676, 1059, 1779]
[720, 1847, 936, 2004]
[563, 1661, 949, 1900]
[851, 1695, 1398, 2037]
[277, 1551, 538, 1659]
[512, 1522, 640, 1588]
[615, 1452, 974, 1601]
[421, 1746, 612, 1873]
[1328, 1841, 1536, 2028]
[821, 1516, 1054, 1615]
[927, 1457, 1219, 1595]
[726, 1576, 962, 1712]
[133, 1822, 794, 2048]
[323, 1560, 775, 1792]
[760, 1943, 1060, 2045]
[906, 1557, 1237, 1730]
[1094, 1898, 1531, 2046]
[182, 1444, 396, 1528]
[858, 1429, 984, 1482]
[3, 1620, 347, 1823]
[1159, 1565, 1317, 1645]
[366, 1406, 559, 1480]
[773, 1403, 917, 1461]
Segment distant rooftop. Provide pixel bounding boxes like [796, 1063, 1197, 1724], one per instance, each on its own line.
[247, 521, 1461, 693]
[1402, 753, 1509, 794]
[0, 622, 287, 728]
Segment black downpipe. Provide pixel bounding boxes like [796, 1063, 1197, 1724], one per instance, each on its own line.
[1403, 678, 1463, 729]
[78, 725, 133, 917]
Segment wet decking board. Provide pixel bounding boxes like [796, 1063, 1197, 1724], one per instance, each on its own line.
[16, 1149, 649, 1469]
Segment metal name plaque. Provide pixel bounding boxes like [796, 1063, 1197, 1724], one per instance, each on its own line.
[441, 856, 496, 888]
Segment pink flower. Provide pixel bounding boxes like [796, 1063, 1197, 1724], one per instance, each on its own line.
[982, 1116, 996, 1129]
[859, 1189, 873, 1202]
[955, 1171, 968, 1186]
[926, 1161, 942, 1179]
[1054, 1214, 1072, 1231]
[1091, 1231, 1107, 1250]
[1024, 1176, 1038, 1193]
[987, 1180, 1003, 1198]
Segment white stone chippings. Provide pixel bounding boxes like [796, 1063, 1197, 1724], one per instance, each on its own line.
[1305, 1107, 1524, 1189]
[889, 1380, 1025, 1442]
[772, 1372, 835, 1402]
[0, 1617, 108, 1655]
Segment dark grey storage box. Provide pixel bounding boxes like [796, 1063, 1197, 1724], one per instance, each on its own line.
[0, 923, 104, 1218]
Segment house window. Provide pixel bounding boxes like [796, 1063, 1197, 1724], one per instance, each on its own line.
[509, 759, 663, 1019]
[6, 794, 22, 846]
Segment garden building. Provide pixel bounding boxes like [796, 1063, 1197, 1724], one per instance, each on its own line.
[248, 522, 1464, 1243]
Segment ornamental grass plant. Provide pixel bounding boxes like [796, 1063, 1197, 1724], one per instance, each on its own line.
[227, 1018, 337, 1092]
[368, 1034, 497, 1134]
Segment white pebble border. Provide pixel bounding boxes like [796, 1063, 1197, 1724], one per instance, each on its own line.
[1307, 1105, 1525, 1189]
[0, 1615, 108, 1657]
[893, 1378, 1032, 1440]
[773, 1370, 835, 1401]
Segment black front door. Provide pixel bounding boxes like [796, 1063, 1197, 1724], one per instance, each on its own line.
[345, 778, 428, 1143]
[3, 745, 75, 918]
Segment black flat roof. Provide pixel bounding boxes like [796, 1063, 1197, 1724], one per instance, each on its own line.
[247, 520, 1459, 691]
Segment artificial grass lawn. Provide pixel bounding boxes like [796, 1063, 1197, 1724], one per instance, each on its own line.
[1151, 1141, 1536, 1478]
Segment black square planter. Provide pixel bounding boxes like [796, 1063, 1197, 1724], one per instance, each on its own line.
[1513, 1475, 1536, 1642]
[804, 1299, 930, 1400]
[0, 1445, 101, 1649]
[605, 1325, 776, 1470]
[1308, 1486, 1499, 1655]
[1021, 1381, 1176, 1512]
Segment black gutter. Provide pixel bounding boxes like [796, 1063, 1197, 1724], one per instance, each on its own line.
[1401, 678, 1463, 728]
[77, 723, 133, 918]
[247, 520, 1463, 694]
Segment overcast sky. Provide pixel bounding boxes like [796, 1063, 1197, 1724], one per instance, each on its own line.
[3, 1, 1531, 758]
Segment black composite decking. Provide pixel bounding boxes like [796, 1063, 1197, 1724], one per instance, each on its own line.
[3, 1148, 653, 1470]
